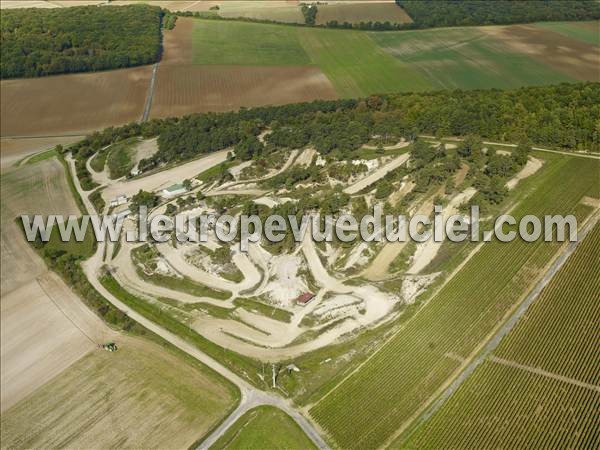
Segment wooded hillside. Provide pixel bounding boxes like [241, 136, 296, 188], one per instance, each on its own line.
[0, 5, 163, 79]
[397, 0, 600, 28]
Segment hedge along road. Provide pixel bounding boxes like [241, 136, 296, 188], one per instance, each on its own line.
[64, 154, 330, 450]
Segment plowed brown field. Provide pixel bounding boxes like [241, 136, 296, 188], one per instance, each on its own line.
[0, 66, 152, 137]
[150, 65, 338, 118]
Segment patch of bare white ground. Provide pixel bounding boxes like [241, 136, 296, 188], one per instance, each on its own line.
[0, 159, 112, 412]
[344, 152, 409, 195]
[253, 196, 295, 208]
[506, 156, 543, 190]
[258, 254, 307, 307]
[228, 160, 254, 180]
[102, 148, 228, 200]
[407, 187, 477, 275]
[294, 147, 317, 167]
[131, 137, 159, 173]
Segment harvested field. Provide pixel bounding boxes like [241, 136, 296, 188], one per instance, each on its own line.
[162, 16, 194, 65]
[0, 66, 152, 137]
[0, 136, 82, 169]
[480, 24, 600, 81]
[0, 1, 56, 8]
[0, 158, 107, 412]
[182, 1, 304, 23]
[1, 335, 238, 449]
[150, 65, 337, 118]
[315, 1, 412, 26]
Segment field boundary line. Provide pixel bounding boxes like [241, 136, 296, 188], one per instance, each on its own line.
[36, 275, 100, 346]
[488, 356, 600, 392]
[389, 209, 600, 448]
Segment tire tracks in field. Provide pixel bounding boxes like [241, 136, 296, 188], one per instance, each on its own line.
[141, 62, 159, 122]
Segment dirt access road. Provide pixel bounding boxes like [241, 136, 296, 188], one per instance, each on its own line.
[65, 153, 330, 449]
[344, 152, 409, 195]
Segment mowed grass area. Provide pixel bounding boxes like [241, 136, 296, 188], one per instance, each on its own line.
[533, 20, 600, 46]
[371, 27, 574, 90]
[299, 27, 431, 97]
[310, 154, 599, 450]
[1, 336, 239, 449]
[405, 223, 600, 449]
[192, 20, 311, 65]
[210, 406, 317, 450]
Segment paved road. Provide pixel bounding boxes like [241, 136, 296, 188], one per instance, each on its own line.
[395, 210, 599, 446]
[65, 156, 330, 450]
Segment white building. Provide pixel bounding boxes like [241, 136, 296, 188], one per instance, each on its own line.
[109, 195, 128, 207]
[161, 183, 188, 199]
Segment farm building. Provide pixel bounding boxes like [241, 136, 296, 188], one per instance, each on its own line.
[295, 292, 315, 306]
[161, 183, 188, 198]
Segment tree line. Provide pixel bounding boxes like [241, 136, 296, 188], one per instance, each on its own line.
[66, 82, 599, 187]
[396, 0, 600, 29]
[1, 4, 163, 79]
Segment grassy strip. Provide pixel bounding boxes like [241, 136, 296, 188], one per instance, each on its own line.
[56, 152, 87, 215]
[234, 297, 293, 323]
[26, 148, 57, 165]
[89, 147, 109, 172]
[210, 405, 317, 450]
[89, 188, 106, 214]
[131, 244, 231, 300]
[100, 272, 262, 386]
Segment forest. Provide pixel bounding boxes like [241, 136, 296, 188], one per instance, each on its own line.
[67, 82, 599, 177]
[396, 0, 600, 28]
[0, 4, 163, 79]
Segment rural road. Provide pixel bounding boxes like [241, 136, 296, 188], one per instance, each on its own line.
[65, 155, 330, 450]
[395, 210, 600, 446]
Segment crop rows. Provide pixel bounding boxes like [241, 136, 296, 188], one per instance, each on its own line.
[404, 222, 600, 448]
[405, 361, 599, 449]
[310, 156, 599, 450]
[494, 223, 600, 385]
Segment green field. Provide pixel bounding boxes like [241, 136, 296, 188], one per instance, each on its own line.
[192, 20, 311, 66]
[298, 27, 431, 97]
[210, 406, 317, 450]
[405, 224, 600, 448]
[533, 21, 600, 46]
[310, 154, 599, 450]
[371, 27, 574, 90]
